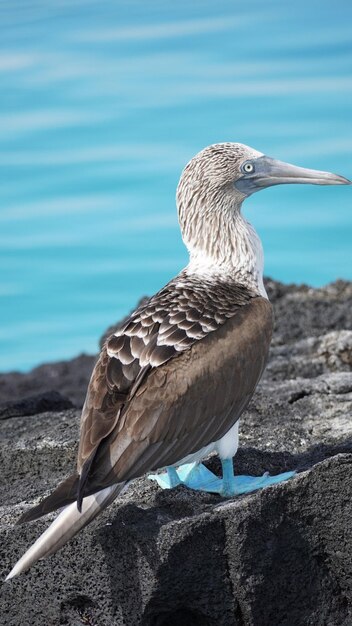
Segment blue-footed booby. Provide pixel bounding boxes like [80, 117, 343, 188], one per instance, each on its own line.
[6, 143, 350, 580]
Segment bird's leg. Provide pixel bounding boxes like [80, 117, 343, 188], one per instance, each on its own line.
[216, 422, 296, 497]
[219, 457, 296, 497]
[220, 458, 237, 496]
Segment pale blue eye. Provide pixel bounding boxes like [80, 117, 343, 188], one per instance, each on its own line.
[242, 161, 255, 174]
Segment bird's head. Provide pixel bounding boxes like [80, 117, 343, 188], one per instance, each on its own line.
[177, 142, 350, 268]
[177, 142, 350, 210]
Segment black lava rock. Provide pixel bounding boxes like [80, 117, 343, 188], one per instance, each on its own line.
[0, 391, 74, 420]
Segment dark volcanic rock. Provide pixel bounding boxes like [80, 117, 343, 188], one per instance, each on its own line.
[0, 390, 74, 420]
[0, 353, 95, 408]
[265, 277, 352, 345]
[1, 279, 352, 626]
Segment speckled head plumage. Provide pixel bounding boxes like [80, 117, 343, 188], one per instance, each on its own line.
[178, 142, 263, 191]
[177, 143, 263, 233]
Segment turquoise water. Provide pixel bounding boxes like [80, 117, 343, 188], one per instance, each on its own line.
[1, 0, 352, 372]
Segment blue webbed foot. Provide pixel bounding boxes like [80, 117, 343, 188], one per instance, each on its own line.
[220, 458, 295, 497]
[148, 463, 222, 491]
[148, 461, 295, 496]
[148, 466, 183, 489]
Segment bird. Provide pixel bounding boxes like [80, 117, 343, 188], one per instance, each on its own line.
[6, 142, 350, 580]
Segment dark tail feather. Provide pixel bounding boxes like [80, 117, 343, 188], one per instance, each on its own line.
[77, 449, 97, 513]
[17, 473, 80, 524]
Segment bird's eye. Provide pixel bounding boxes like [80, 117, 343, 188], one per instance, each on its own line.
[242, 161, 255, 174]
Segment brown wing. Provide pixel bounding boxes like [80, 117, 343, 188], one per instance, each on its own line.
[18, 291, 271, 524]
[77, 276, 254, 474]
[81, 297, 273, 494]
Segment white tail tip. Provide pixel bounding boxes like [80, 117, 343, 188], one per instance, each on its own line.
[5, 485, 121, 581]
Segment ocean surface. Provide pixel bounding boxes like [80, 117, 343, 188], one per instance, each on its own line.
[1, 0, 351, 372]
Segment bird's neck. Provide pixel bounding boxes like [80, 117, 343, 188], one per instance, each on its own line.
[185, 208, 267, 298]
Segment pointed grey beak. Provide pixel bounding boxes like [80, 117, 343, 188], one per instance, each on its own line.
[236, 155, 351, 195]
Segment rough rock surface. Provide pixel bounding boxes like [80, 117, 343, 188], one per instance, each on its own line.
[0, 354, 95, 409]
[0, 391, 74, 420]
[1, 278, 352, 626]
